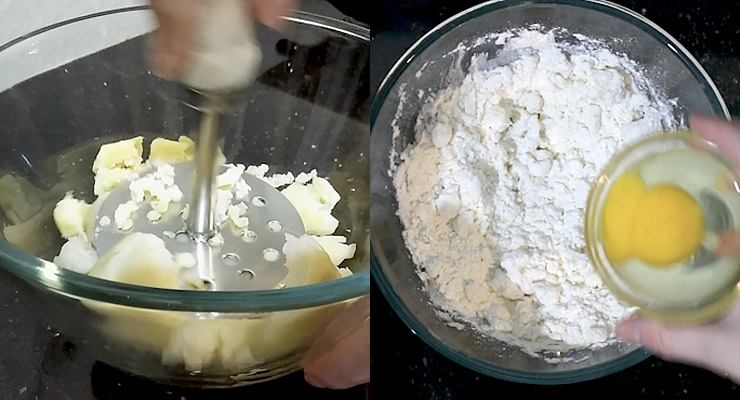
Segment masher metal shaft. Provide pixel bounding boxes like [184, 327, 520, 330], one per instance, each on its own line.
[188, 107, 221, 237]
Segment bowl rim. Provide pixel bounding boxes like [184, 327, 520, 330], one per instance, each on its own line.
[0, 7, 370, 312]
[370, 0, 729, 384]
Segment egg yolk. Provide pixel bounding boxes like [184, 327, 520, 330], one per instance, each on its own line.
[601, 173, 705, 266]
[602, 173, 645, 262]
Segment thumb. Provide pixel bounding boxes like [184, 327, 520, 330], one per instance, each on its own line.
[303, 317, 370, 389]
[616, 315, 738, 379]
[149, 0, 199, 79]
[690, 114, 740, 168]
[249, 0, 297, 31]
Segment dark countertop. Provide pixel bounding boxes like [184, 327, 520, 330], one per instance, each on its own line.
[371, 0, 740, 398]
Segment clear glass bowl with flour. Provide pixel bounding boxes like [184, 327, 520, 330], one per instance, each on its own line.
[0, 6, 369, 387]
[371, 0, 728, 384]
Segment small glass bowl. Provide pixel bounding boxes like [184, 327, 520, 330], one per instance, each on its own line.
[585, 133, 740, 323]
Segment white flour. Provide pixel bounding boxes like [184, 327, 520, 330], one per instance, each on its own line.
[393, 29, 676, 357]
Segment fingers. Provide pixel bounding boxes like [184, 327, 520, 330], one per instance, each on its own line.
[150, 0, 295, 79]
[249, 0, 297, 31]
[303, 317, 370, 390]
[690, 114, 740, 168]
[615, 118, 740, 381]
[715, 230, 740, 257]
[149, 0, 200, 79]
[617, 316, 711, 361]
[304, 295, 370, 362]
[303, 296, 370, 389]
[616, 315, 740, 380]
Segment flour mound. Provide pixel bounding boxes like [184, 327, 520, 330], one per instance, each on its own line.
[393, 28, 676, 357]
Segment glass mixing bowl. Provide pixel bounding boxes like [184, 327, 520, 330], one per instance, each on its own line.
[0, 6, 369, 387]
[371, 0, 729, 384]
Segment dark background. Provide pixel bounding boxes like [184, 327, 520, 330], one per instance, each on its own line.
[370, 0, 740, 399]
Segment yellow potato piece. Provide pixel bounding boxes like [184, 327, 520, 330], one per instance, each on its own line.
[632, 185, 704, 266]
[282, 179, 340, 235]
[3, 203, 60, 259]
[93, 166, 137, 196]
[92, 136, 144, 195]
[92, 136, 143, 173]
[602, 172, 645, 262]
[313, 235, 356, 267]
[0, 174, 46, 224]
[149, 136, 195, 164]
[52, 193, 90, 239]
[88, 232, 183, 289]
[281, 234, 342, 287]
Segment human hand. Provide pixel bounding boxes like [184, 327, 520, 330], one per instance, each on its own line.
[616, 299, 740, 382]
[149, 0, 297, 79]
[615, 114, 740, 382]
[303, 295, 370, 389]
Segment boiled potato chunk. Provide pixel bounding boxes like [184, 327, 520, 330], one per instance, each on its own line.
[88, 232, 183, 289]
[53, 193, 90, 239]
[149, 136, 195, 164]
